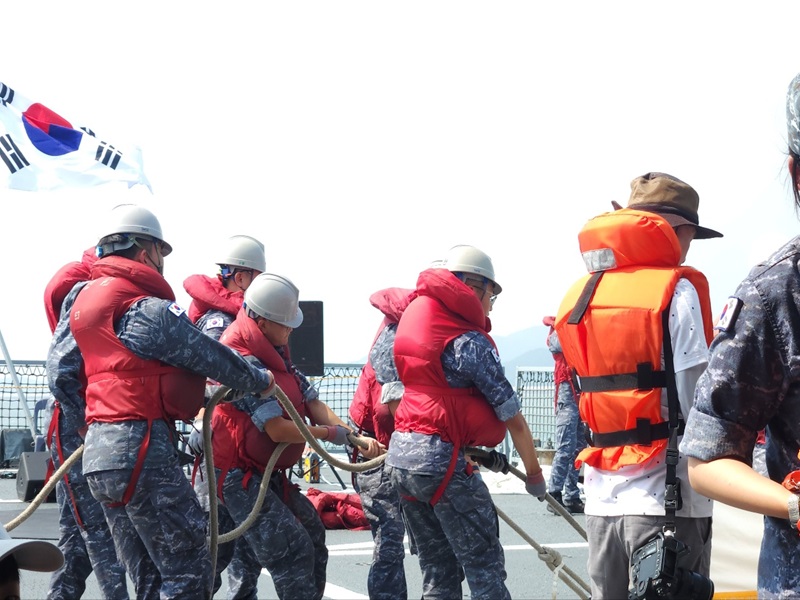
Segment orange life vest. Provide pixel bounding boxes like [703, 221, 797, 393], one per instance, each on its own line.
[555, 209, 713, 471]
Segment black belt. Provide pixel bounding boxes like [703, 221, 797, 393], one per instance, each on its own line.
[591, 417, 685, 448]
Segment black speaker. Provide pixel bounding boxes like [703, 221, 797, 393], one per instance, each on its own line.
[17, 451, 56, 503]
[289, 301, 324, 376]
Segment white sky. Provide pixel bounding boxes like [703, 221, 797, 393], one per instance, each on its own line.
[2, 2, 800, 363]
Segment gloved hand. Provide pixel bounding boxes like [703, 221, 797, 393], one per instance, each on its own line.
[187, 418, 205, 456]
[471, 450, 511, 474]
[259, 370, 276, 399]
[325, 425, 351, 446]
[525, 470, 547, 501]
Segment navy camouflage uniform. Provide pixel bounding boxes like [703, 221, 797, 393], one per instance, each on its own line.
[546, 331, 586, 507]
[219, 353, 327, 600]
[46, 282, 128, 600]
[192, 307, 263, 600]
[682, 237, 800, 597]
[354, 323, 407, 600]
[77, 297, 272, 599]
[386, 331, 520, 600]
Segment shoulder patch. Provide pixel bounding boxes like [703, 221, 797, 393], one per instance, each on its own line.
[714, 297, 743, 333]
[167, 303, 186, 317]
[491, 348, 501, 364]
[206, 316, 225, 329]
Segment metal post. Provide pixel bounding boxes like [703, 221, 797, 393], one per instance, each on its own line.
[0, 330, 38, 441]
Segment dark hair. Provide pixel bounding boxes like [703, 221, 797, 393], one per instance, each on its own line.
[791, 148, 800, 211]
[97, 234, 150, 260]
[0, 554, 19, 586]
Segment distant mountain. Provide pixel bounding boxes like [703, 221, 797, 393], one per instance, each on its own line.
[493, 326, 554, 376]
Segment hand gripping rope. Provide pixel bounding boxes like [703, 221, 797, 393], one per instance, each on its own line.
[465, 446, 591, 600]
[203, 383, 385, 594]
[5, 390, 591, 600]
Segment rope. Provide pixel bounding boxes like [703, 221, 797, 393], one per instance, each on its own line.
[5, 388, 591, 599]
[5, 445, 84, 531]
[203, 382, 386, 595]
[465, 446, 591, 598]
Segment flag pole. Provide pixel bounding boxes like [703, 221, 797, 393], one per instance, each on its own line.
[0, 329, 39, 442]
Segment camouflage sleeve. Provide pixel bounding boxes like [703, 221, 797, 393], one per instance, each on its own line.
[196, 310, 233, 342]
[45, 283, 88, 432]
[380, 381, 404, 404]
[117, 298, 271, 393]
[369, 325, 399, 385]
[547, 330, 562, 354]
[681, 276, 786, 464]
[445, 331, 521, 422]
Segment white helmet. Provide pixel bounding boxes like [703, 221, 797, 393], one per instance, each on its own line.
[443, 244, 502, 294]
[243, 273, 304, 328]
[216, 235, 266, 272]
[97, 204, 173, 256]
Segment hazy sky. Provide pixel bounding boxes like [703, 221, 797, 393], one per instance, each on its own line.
[3, 2, 800, 363]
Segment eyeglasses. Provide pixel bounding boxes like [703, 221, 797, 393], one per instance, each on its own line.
[468, 284, 498, 306]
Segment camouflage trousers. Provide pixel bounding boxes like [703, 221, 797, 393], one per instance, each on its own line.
[548, 383, 587, 503]
[389, 465, 510, 600]
[194, 458, 262, 600]
[87, 465, 212, 599]
[222, 469, 327, 600]
[354, 462, 407, 600]
[47, 429, 128, 600]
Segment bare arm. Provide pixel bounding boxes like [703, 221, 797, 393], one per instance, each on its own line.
[264, 417, 330, 444]
[688, 456, 791, 519]
[307, 398, 349, 428]
[507, 412, 542, 477]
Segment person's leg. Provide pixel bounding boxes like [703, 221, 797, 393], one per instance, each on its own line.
[674, 516, 713, 576]
[223, 469, 317, 600]
[356, 464, 407, 600]
[53, 431, 129, 600]
[548, 384, 574, 501]
[280, 476, 328, 600]
[559, 393, 583, 506]
[224, 519, 263, 600]
[46, 474, 93, 600]
[71, 475, 129, 598]
[124, 467, 212, 598]
[435, 470, 510, 600]
[586, 515, 634, 600]
[87, 470, 162, 600]
[389, 466, 463, 600]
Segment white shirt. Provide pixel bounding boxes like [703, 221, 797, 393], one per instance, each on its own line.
[583, 278, 714, 518]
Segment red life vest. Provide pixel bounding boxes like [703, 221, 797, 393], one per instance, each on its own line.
[305, 487, 370, 530]
[348, 287, 414, 447]
[42, 247, 97, 525]
[71, 256, 206, 426]
[183, 274, 243, 324]
[212, 308, 308, 481]
[555, 209, 713, 471]
[43, 247, 97, 333]
[393, 269, 507, 449]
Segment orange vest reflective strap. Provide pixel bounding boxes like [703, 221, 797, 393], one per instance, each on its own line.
[554, 209, 713, 471]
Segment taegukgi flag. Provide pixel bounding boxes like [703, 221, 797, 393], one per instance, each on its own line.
[0, 81, 151, 192]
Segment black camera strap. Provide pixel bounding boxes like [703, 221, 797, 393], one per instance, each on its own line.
[661, 306, 681, 535]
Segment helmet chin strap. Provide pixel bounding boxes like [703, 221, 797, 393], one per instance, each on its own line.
[133, 237, 164, 275]
[146, 250, 164, 275]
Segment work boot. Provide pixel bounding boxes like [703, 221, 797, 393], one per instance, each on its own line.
[563, 497, 585, 514]
[547, 491, 585, 515]
[546, 491, 563, 515]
